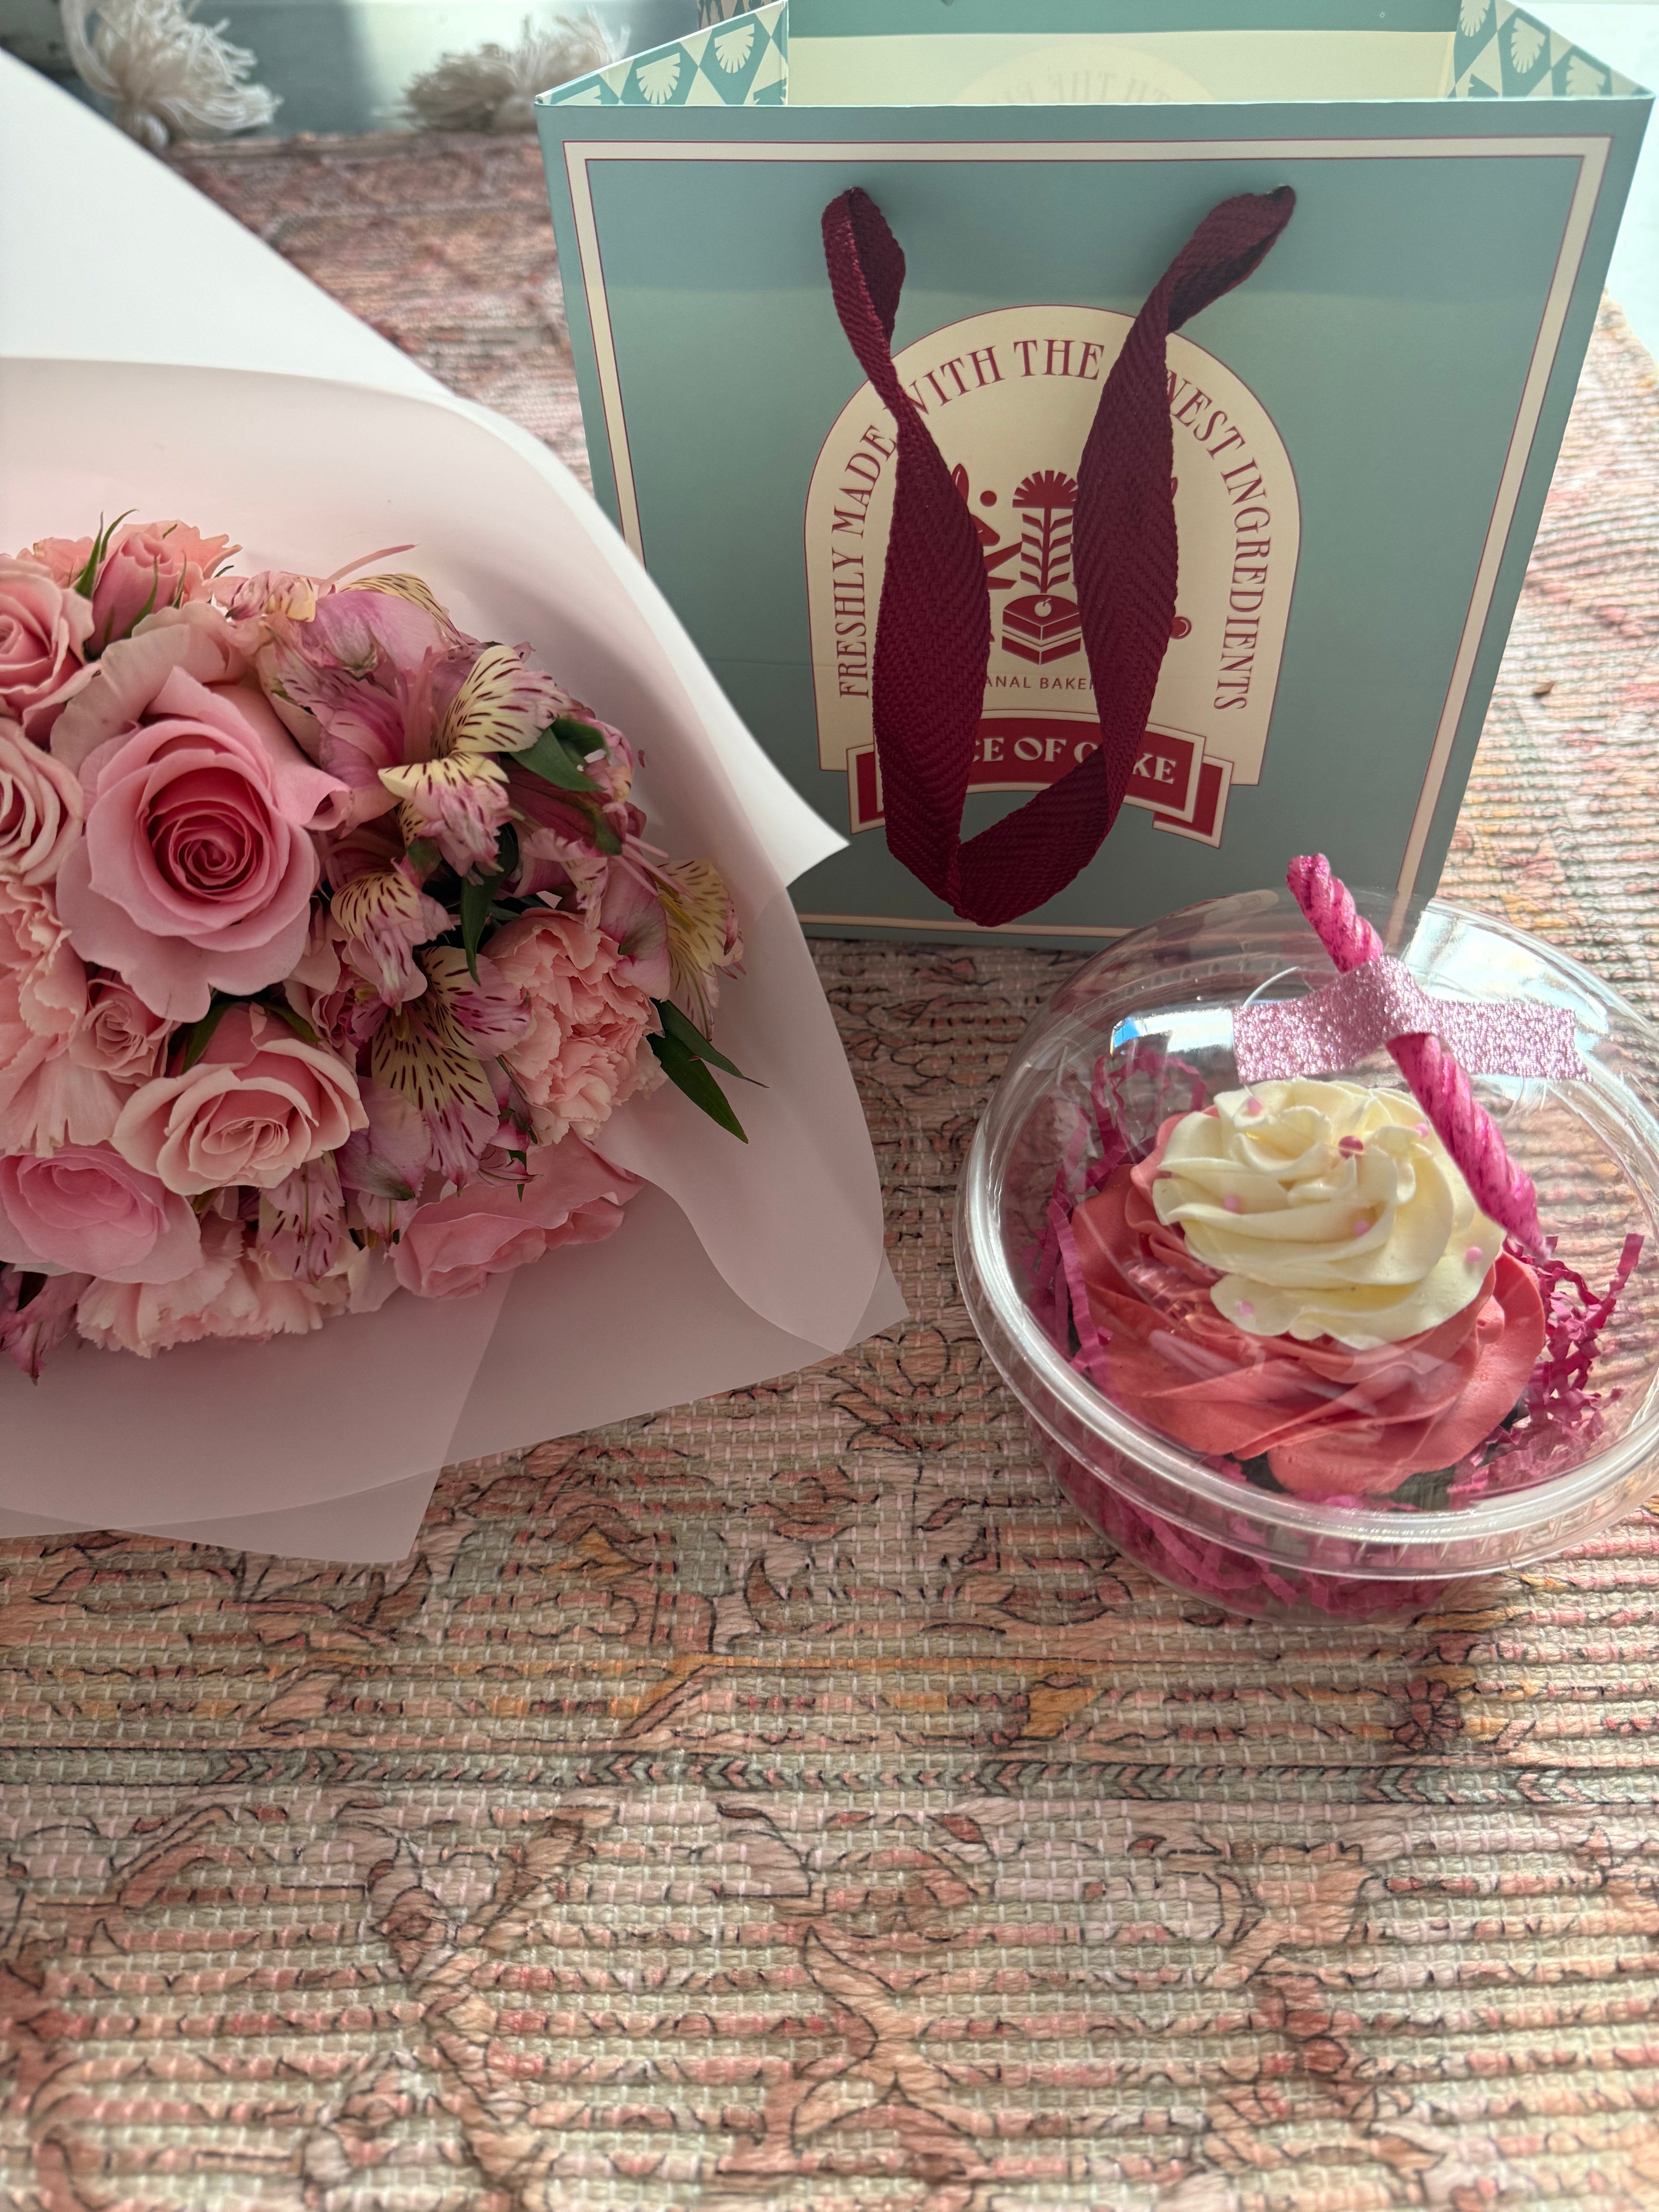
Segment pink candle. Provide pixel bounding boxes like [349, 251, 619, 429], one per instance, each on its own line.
[1286, 854, 1546, 1257]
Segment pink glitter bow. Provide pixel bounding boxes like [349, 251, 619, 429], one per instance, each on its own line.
[1233, 956, 1587, 1087]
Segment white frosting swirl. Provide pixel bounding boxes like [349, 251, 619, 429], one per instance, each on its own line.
[1152, 1079, 1503, 1350]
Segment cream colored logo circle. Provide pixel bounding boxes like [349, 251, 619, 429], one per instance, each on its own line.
[956, 39, 1216, 107]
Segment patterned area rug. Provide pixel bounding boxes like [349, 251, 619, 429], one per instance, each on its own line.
[3, 133, 1659, 2212]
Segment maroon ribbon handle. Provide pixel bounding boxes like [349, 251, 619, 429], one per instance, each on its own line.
[820, 185, 1295, 927]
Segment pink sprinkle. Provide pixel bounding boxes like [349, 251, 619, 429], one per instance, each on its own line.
[1223, 1194, 1242, 1212]
[1235, 1300, 1254, 1319]
[1351, 1216, 1370, 1237]
[1338, 1134, 1364, 1154]
[1464, 1244, 1485, 1268]
[1242, 1097, 1262, 1116]
[1415, 1121, 1431, 1137]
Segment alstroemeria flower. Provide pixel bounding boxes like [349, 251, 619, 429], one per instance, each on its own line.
[260, 591, 568, 870]
[658, 857, 741, 1024]
[378, 642, 573, 874]
[328, 839, 450, 1008]
[368, 946, 501, 1187]
[0, 1268, 89, 1379]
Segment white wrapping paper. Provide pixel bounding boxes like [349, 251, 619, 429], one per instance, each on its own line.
[0, 57, 903, 1560]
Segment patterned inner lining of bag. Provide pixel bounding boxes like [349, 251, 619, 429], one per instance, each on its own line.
[543, 0, 1636, 110]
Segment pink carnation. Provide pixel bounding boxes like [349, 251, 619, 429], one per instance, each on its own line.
[488, 911, 659, 1144]
[392, 1139, 640, 1301]
[0, 877, 129, 1155]
[113, 1003, 366, 1195]
[0, 558, 94, 740]
[76, 1212, 325, 1358]
[55, 667, 348, 1020]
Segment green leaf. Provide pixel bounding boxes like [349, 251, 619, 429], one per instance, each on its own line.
[652, 998, 760, 1085]
[460, 872, 499, 982]
[70, 509, 134, 603]
[404, 836, 443, 880]
[550, 715, 608, 763]
[649, 1032, 748, 1142]
[124, 560, 161, 642]
[258, 994, 319, 1046]
[517, 727, 604, 795]
[179, 994, 234, 1070]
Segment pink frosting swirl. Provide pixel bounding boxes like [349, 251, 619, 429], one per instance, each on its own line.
[1072, 1117, 1547, 1499]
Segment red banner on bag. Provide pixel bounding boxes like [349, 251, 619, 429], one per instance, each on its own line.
[848, 721, 1201, 833]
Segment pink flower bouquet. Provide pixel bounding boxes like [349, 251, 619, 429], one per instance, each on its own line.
[0, 515, 752, 1371]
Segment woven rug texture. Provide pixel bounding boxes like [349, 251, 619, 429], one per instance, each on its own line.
[1, 134, 1659, 2212]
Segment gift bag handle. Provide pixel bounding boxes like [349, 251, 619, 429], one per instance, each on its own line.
[821, 184, 1295, 927]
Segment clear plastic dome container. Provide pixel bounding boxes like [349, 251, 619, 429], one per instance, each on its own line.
[955, 887, 1659, 1624]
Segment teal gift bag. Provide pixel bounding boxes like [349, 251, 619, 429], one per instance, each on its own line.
[538, 1, 1650, 945]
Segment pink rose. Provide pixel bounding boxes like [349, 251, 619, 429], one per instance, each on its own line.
[76, 1212, 323, 1358]
[0, 717, 82, 884]
[487, 912, 659, 1145]
[0, 1142, 199, 1283]
[392, 1139, 640, 1301]
[69, 972, 173, 1082]
[113, 1003, 366, 1195]
[0, 558, 94, 740]
[51, 603, 255, 773]
[55, 667, 347, 1020]
[87, 521, 233, 654]
[24, 538, 93, 589]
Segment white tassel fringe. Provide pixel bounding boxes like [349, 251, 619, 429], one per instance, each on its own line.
[61, 0, 279, 151]
[405, 12, 619, 134]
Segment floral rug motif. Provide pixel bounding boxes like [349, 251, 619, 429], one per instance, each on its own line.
[2, 134, 1659, 2212]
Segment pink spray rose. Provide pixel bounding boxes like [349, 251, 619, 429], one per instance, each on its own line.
[392, 1139, 641, 1301]
[113, 1003, 367, 1195]
[0, 717, 82, 884]
[75, 1212, 323, 1358]
[68, 973, 172, 1083]
[51, 603, 256, 773]
[0, 1142, 200, 1283]
[55, 667, 348, 1020]
[24, 538, 92, 589]
[87, 521, 233, 654]
[487, 910, 660, 1144]
[0, 559, 94, 739]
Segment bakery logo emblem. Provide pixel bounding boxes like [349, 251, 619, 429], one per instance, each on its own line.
[805, 305, 1298, 848]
